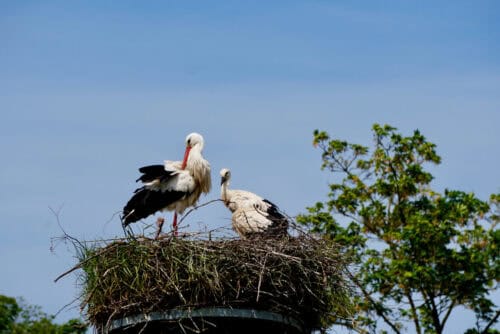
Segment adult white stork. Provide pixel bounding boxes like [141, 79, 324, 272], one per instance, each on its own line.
[220, 168, 288, 239]
[122, 133, 211, 237]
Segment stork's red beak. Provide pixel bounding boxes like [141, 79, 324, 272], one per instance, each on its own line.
[181, 145, 191, 170]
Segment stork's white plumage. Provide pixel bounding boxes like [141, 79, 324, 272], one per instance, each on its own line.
[122, 133, 211, 236]
[220, 168, 288, 239]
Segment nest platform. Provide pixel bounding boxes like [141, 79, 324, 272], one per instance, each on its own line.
[78, 234, 352, 333]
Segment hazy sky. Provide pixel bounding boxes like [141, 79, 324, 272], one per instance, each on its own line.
[1, 1, 499, 333]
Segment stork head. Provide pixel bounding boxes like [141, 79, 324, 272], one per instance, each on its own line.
[186, 133, 204, 150]
[220, 168, 231, 185]
[182, 133, 205, 169]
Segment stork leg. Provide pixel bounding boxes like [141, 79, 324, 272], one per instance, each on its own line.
[172, 212, 178, 237]
[154, 217, 165, 240]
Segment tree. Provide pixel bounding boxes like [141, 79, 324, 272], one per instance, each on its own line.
[0, 294, 87, 334]
[297, 124, 499, 334]
[0, 296, 20, 333]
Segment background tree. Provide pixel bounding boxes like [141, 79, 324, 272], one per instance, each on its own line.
[298, 124, 499, 334]
[0, 294, 87, 334]
[0, 296, 20, 333]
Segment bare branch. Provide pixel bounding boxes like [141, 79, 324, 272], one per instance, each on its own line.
[49, 205, 85, 251]
[178, 199, 224, 225]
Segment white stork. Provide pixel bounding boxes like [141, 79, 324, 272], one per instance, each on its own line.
[122, 133, 211, 237]
[220, 168, 288, 239]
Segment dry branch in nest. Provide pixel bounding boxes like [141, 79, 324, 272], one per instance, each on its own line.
[78, 233, 353, 332]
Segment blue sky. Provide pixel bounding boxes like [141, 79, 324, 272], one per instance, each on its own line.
[1, 1, 499, 333]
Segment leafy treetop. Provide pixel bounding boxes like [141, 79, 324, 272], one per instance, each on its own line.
[0, 294, 87, 334]
[299, 124, 499, 334]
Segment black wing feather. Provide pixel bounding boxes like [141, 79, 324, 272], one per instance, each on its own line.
[122, 164, 184, 225]
[136, 164, 176, 183]
[262, 199, 289, 237]
[122, 187, 185, 225]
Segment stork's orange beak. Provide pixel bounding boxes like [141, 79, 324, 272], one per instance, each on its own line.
[181, 145, 191, 170]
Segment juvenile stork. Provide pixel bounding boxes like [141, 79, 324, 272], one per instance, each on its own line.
[220, 168, 288, 239]
[122, 133, 211, 237]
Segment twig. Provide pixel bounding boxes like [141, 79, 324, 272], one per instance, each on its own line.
[178, 199, 224, 225]
[256, 254, 268, 302]
[49, 205, 85, 251]
[54, 294, 83, 317]
[54, 263, 83, 283]
[54, 242, 122, 282]
[104, 210, 122, 231]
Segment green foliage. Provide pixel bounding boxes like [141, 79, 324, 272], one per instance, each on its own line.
[0, 294, 87, 334]
[0, 296, 20, 333]
[464, 329, 500, 334]
[300, 124, 499, 334]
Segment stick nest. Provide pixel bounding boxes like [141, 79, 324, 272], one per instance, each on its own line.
[79, 233, 352, 331]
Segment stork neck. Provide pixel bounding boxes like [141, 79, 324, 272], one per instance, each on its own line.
[221, 181, 229, 202]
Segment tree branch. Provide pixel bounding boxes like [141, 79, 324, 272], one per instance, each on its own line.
[440, 299, 456, 330]
[424, 290, 443, 334]
[346, 268, 401, 334]
[406, 291, 422, 334]
[481, 309, 500, 334]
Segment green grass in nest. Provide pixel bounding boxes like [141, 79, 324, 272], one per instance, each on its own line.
[78, 235, 353, 331]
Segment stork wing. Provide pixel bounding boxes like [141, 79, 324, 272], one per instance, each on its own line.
[122, 187, 185, 225]
[259, 199, 289, 236]
[164, 160, 182, 171]
[123, 169, 196, 225]
[262, 199, 287, 221]
[136, 164, 176, 183]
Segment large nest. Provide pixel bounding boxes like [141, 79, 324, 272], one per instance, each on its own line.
[78, 233, 352, 332]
